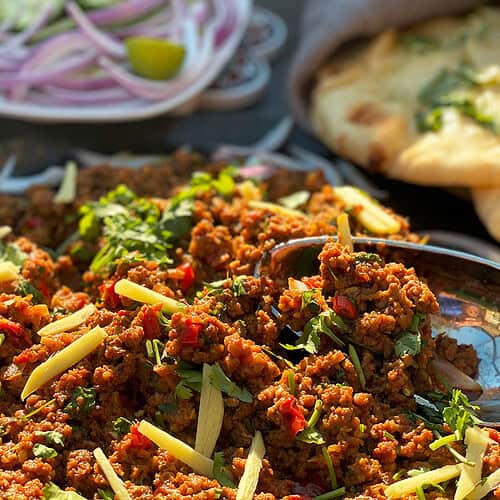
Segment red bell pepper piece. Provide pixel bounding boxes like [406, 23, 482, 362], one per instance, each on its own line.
[142, 307, 161, 340]
[278, 396, 306, 437]
[177, 263, 195, 292]
[179, 318, 202, 347]
[332, 295, 356, 320]
[99, 281, 121, 309]
[129, 423, 152, 449]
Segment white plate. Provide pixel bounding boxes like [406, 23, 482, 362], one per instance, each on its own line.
[0, 0, 252, 123]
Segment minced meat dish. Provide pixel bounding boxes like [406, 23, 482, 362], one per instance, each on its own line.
[0, 152, 497, 500]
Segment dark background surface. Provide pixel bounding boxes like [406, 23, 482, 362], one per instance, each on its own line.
[0, 0, 495, 245]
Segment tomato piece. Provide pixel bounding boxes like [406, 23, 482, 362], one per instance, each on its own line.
[129, 423, 153, 449]
[0, 318, 31, 348]
[142, 306, 161, 340]
[177, 263, 195, 292]
[14, 348, 39, 364]
[179, 318, 202, 347]
[332, 295, 356, 320]
[278, 396, 306, 437]
[488, 428, 500, 443]
[302, 276, 322, 289]
[99, 281, 121, 309]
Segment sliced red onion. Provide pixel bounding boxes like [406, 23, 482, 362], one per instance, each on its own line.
[41, 85, 132, 104]
[430, 357, 482, 394]
[88, 0, 167, 26]
[51, 72, 116, 91]
[239, 164, 276, 180]
[8, 33, 95, 99]
[213, 0, 237, 46]
[66, 2, 125, 59]
[1, 4, 54, 49]
[113, 10, 173, 38]
[190, 0, 211, 25]
[0, 52, 96, 88]
[180, 18, 199, 71]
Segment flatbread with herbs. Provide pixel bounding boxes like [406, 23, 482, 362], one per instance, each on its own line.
[311, 7, 500, 188]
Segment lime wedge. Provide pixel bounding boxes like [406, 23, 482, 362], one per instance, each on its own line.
[125, 37, 186, 80]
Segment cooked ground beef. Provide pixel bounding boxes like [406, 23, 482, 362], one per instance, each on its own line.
[0, 152, 493, 500]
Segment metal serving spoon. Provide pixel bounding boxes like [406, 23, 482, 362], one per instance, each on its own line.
[255, 236, 500, 424]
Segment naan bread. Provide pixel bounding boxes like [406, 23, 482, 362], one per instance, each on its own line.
[311, 7, 500, 188]
[472, 186, 500, 241]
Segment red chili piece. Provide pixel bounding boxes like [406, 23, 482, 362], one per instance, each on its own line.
[287, 496, 313, 500]
[278, 396, 306, 437]
[142, 307, 161, 339]
[0, 318, 31, 349]
[177, 263, 195, 292]
[332, 295, 356, 320]
[99, 281, 121, 309]
[129, 423, 152, 449]
[179, 318, 202, 347]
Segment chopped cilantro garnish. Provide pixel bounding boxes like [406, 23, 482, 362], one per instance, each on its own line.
[442, 389, 480, 440]
[35, 430, 64, 447]
[42, 482, 86, 499]
[281, 310, 346, 355]
[64, 387, 97, 415]
[301, 289, 320, 313]
[16, 280, 45, 304]
[175, 364, 202, 400]
[297, 399, 325, 445]
[112, 417, 132, 435]
[33, 443, 58, 459]
[209, 363, 252, 403]
[0, 240, 27, 267]
[97, 489, 114, 500]
[394, 313, 425, 357]
[417, 65, 499, 133]
[213, 451, 236, 488]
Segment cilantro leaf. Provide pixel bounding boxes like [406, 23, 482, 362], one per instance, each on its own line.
[297, 400, 325, 445]
[35, 430, 64, 447]
[175, 365, 202, 400]
[16, 280, 45, 304]
[64, 387, 97, 415]
[394, 313, 425, 357]
[112, 417, 132, 435]
[394, 332, 422, 357]
[442, 389, 480, 440]
[281, 310, 346, 355]
[209, 363, 252, 403]
[33, 443, 58, 459]
[278, 190, 310, 210]
[301, 289, 320, 313]
[0, 241, 27, 267]
[42, 482, 86, 500]
[160, 199, 193, 240]
[213, 451, 236, 488]
[353, 252, 383, 265]
[97, 489, 114, 500]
